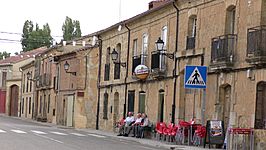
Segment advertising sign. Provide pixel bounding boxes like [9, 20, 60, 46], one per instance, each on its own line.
[134, 65, 149, 80]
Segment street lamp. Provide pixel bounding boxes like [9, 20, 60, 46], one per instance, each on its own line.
[64, 61, 76, 76]
[155, 37, 174, 60]
[156, 37, 164, 51]
[111, 48, 126, 67]
[27, 71, 36, 81]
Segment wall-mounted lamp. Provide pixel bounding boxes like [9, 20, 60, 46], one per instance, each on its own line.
[27, 71, 36, 81]
[155, 37, 174, 60]
[111, 49, 126, 67]
[64, 61, 77, 76]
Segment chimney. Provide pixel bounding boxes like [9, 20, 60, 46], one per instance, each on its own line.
[148, 0, 169, 10]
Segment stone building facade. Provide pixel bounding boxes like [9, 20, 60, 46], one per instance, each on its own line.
[20, 60, 35, 119]
[55, 44, 99, 128]
[94, 0, 266, 148]
[97, 1, 178, 131]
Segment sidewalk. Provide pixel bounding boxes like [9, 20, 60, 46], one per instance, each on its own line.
[78, 128, 219, 150]
[6, 115, 218, 150]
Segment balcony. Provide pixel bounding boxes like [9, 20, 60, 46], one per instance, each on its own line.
[36, 73, 51, 88]
[132, 54, 147, 74]
[150, 50, 166, 78]
[246, 26, 266, 65]
[210, 34, 237, 70]
[186, 36, 195, 50]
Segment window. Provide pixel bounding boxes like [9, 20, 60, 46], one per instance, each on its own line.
[29, 97, 31, 114]
[39, 96, 42, 113]
[139, 91, 146, 113]
[30, 71, 32, 92]
[48, 94, 50, 113]
[104, 47, 111, 81]
[22, 98, 24, 114]
[133, 39, 138, 56]
[23, 74, 25, 93]
[26, 74, 29, 93]
[128, 91, 135, 113]
[162, 26, 168, 48]
[141, 34, 148, 64]
[2, 72, 7, 87]
[103, 93, 108, 119]
[186, 16, 197, 50]
[225, 6, 236, 34]
[114, 44, 121, 80]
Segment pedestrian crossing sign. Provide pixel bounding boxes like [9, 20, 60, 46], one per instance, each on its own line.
[185, 66, 207, 89]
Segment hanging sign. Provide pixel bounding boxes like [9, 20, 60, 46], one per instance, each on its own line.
[134, 65, 149, 80]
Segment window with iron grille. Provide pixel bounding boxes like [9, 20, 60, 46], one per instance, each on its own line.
[103, 93, 108, 119]
[132, 56, 141, 74]
[104, 64, 110, 81]
[114, 63, 120, 80]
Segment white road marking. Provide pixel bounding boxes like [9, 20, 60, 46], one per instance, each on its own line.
[11, 130, 26, 134]
[87, 133, 105, 138]
[34, 133, 63, 144]
[31, 130, 47, 135]
[50, 131, 68, 135]
[70, 133, 86, 137]
[0, 129, 6, 133]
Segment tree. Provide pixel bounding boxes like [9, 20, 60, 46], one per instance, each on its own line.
[0, 51, 11, 60]
[21, 20, 53, 51]
[62, 16, 82, 41]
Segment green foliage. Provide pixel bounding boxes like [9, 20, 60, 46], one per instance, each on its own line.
[62, 16, 82, 41]
[0, 51, 11, 60]
[21, 20, 53, 51]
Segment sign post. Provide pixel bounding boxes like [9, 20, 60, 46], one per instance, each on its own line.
[184, 65, 207, 124]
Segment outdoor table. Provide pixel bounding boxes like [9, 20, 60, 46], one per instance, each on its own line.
[227, 128, 254, 150]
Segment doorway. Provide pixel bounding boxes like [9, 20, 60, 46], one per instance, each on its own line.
[113, 92, 119, 130]
[158, 90, 165, 122]
[219, 84, 231, 130]
[66, 95, 74, 127]
[10, 85, 19, 116]
[255, 82, 266, 129]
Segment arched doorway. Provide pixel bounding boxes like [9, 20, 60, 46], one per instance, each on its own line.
[10, 85, 19, 116]
[219, 84, 231, 130]
[113, 92, 119, 130]
[255, 82, 266, 129]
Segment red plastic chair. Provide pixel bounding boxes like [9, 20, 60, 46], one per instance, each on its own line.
[155, 122, 166, 140]
[162, 123, 174, 141]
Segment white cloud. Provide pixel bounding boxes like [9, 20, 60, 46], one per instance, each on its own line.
[0, 0, 151, 55]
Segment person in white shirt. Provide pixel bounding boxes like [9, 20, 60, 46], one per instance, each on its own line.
[131, 113, 143, 137]
[138, 113, 150, 138]
[117, 112, 134, 136]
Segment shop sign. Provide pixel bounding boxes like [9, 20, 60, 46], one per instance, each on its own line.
[134, 65, 149, 80]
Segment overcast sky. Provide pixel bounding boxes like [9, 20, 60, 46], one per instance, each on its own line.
[0, 0, 151, 55]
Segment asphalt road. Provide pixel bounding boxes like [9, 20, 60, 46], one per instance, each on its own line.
[0, 115, 166, 150]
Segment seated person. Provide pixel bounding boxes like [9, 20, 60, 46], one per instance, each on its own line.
[138, 113, 150, 138]
[120, 112, 135, 137]
[131, 113, 143, 137]
[116, 118, 125, 136]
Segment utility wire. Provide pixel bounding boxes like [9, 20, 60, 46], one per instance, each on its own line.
[0, 31, 63, 37]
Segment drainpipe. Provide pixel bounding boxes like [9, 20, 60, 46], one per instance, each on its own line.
[124, 24, 131, 119]
[172, 2, 179, 124]
[96, 35, 102, 130]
